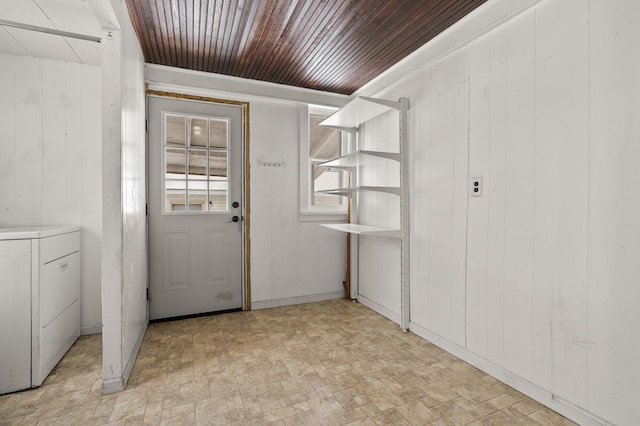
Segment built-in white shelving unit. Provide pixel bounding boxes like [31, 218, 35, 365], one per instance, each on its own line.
[319, 150, 401, 169]
[320, 223, 402, 239]
[317, 95, 410, 330]
[319, 186, 401, 196]
[319, 96, 404, 129]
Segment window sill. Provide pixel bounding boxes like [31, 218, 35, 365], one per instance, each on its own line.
[298, 212, 348, 223]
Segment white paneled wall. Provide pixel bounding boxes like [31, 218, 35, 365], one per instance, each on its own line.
[356, 111, 402, 321]
[141, 78, 348, 311]
[467, 0, 592, 402]
[359, 0, 639, 424]
[587, 1, 640, 421]
[99, 0, 148, 394]
[119, 6, 148, 391]
[0, 53, 102, 334]
[249, 100, 346, 308]
[401, 50, 469, 345]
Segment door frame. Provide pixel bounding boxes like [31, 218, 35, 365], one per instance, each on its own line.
[145, 89, 252, 311]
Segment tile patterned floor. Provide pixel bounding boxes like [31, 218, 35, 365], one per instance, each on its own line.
[0, 300, 577, 425]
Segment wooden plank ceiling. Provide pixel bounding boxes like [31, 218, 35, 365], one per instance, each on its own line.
[125, 0, 487, 95]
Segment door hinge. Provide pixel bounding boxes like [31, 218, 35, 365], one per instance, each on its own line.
[146, 203, 149, 216]
[146, 288, 149, 301]
[145, 119, 149, 132]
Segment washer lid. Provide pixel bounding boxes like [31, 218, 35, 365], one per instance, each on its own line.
[0, 226, 80, 240]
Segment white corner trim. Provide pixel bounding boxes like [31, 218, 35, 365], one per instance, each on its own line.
[252, 291, 344, 310]
[409, 322, 607, 426]
[102, 317, 148, 395]
[354, 0, 543, 98]
[145, 64, 349, 107]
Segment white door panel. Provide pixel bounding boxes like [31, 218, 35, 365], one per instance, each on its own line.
[163, 231, 189, 290]
[149, 96, 244, 320]
[205, 230, 230, 286]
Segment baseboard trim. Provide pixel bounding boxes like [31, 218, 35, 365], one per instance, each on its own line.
[102, 316, 148, 395]
[409, 321, 607, 426]
[357, 295, 400, 325]
[101, 377, 124, 395]
[81, 324, 102, 335]
[252, 291, 344, 310]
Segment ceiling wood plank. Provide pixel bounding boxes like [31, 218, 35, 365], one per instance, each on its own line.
[125, 0, 488, 94]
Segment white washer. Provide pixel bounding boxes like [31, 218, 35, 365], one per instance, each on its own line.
[0, 226, 81, 394]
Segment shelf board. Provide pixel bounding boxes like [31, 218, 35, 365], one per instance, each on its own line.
[319, 96, 400, 129]
[319, 150, 400, 169]
[319, 186, 401, 196]
[320, 223, 401, 239]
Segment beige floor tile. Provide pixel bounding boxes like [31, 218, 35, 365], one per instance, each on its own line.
[394, 400, 441, 425]
[0, 301, 578, 426]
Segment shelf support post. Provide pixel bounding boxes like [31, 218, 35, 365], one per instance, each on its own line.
[399, 97, 411, 331]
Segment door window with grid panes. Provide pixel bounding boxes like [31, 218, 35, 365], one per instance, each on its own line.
[163, 113, 230, 213]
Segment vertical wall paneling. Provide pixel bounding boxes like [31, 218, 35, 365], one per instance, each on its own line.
[42, 61, 68, 226]
[466, 34, 492, 357]
[409, 71, 432, 329]
[588, 1, 640, 424]
[280, 115, 300, 302]
[450, 51, 469, 347]
[12, 57, 42, 227]
[415, 52, 468, 345]
[485, 26, 508, 367]
[99, 0, 148, 393]
[501, 11, 536, 381]
[248, 100, 346, 308]
[357, 109, 402, 321]
[0, 54, 102, 334]
[79, 63, 103, 332]
[100, 24, 126, 393]
[119, 10, 148, 391]
[359, 0, 640, 423]
[533, 0, 589, 403]
[0, 55, 43, 227]
[0, 56, 17, 223]
[297, 224, 319, 295]
[64, 63, 83, 229]
[427, 55, 454, 338]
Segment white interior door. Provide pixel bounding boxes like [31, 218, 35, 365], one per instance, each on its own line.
[148, 96, 244, 320]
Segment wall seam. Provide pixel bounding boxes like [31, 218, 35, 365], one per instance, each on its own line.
[463, 47, 471, 350]
[584, 0, 591, 412]
[530, 1, 538, 383]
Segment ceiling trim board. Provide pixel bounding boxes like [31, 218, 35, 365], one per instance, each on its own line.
[145, 63, 349, 107]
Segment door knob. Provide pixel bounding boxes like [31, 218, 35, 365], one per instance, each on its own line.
[232, 201, 240, 208]
[227, 215, 240, 223]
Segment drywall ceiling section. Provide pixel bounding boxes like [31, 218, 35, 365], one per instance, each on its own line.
[0, 0, 102, 65]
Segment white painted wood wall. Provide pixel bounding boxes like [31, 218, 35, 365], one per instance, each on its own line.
[249, 100, 347, 308]
[359, 0, 639, 424]
[99, 0, 148, 394]
[0, 53, 102, 335]
[357, 112, 403, 322]
[145, 71, 348, 310]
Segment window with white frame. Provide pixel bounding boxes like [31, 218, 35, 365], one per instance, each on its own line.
[163, 112, 230, 213]
[299, 104, 348, 216]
